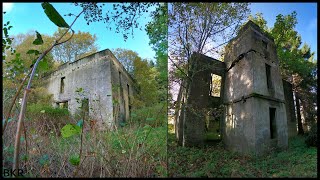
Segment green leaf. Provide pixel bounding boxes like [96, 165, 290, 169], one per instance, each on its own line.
[146, 117, 155, 121]
[22, 154, 28, 161]
[38, 59, 49, 72]
[27, 49, 40, 55]
[3, 28, 8, 37]
[76, 119, 83, 128]
[42, 2, 69, 28]
[143, 125, 152, 133]
[69, 154, 80, 166]
[120, 122, 126, 127]
[33, 31, 43, 45]
[39, 154, 50, 166]
[61, 124, 81, 138]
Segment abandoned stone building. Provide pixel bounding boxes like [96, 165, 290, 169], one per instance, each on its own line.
[42, 49, 136, 129]
[174, 20, 297, 155]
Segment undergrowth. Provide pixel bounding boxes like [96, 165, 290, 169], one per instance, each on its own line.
[3, 103, 167, 178]
[168, 133, 317, 178]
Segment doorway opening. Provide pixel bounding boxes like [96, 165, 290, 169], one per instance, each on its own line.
[206, 73, 222, 145]
[270, 107, 277, 139]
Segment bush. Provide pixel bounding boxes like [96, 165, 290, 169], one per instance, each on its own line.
[130, 102, 167, 127]
[26, 103, 71, 136]
[27, 103, 69, 117]
[305, 125, 317, 147]
[28, 87, 53, 105]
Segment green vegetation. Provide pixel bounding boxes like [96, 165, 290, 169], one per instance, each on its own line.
[168, 134, 317, 178]
[3, 100, 167, 177]
[2, 2, 167, 178]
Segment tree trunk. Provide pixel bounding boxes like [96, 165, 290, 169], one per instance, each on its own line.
[295, 93, 304, 135]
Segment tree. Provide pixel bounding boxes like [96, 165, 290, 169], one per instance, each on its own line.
[4, 32, 55, 77]
[112, 48, 159, 106]
[3, 32, 56, 115]
[168, 3, 250, 104]
[248, 12, 317, 134]
[169, 3, 249, 60]
[74, 2, 160, 40]
[146, 3, 168, 102]
[51, 28, 98, 62]
[271, 12, 317, 134]
[112, 48, 138, 75]
[133, 56, 158, 107]
[247, 12, 269, 32]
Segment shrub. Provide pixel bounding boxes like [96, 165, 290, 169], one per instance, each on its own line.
[26, 103, 70, 136]
[130, 102, 167, 127]
[305, 125, 317, 147]
[28, 87, 53, 105]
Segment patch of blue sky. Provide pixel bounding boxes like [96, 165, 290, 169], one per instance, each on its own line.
[2, 2, 156, 61]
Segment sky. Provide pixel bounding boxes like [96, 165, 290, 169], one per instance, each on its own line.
[167, 2, 318, 101]
[2, 2, 317, 67]
[250, 2, 317, 60]
[2, 2, 156, 61]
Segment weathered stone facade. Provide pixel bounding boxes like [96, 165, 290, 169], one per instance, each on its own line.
[42, 49, 135, 129]
[175, 21, 296, 155]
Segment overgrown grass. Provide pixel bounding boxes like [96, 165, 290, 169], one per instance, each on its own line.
[168, 133, 317, 178]
[3, 103, 167, 178]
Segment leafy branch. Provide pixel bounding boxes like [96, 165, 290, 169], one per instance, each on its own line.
[12, 3, 88, 172]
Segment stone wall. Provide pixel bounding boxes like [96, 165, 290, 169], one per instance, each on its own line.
[174, 21, 293, 155]
[223, 20, 288, 155]
[43, 49, 135, 129]
[110, 51, 135, 126]
[175, 53, 226, 147]
[283, 80, 297, 137]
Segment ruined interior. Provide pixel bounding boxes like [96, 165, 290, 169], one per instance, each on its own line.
[42, 49, 136, 129]
[174, 21, 297, 155]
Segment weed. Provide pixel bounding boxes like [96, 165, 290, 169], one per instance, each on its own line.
[168, 134, 317, 178]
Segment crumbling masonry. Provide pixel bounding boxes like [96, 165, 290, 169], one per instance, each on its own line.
[43, 49, 136, 129]
[174, 21, 297, 155]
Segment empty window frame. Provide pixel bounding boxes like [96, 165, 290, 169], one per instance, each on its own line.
[57, 101, 68, 109]
[209, 74, 221, 97]
[265, 64, 272, 89]
[60, 77, 65, 93]
[127, 84, 132, 115]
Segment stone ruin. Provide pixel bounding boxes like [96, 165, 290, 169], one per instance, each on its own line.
[174, 21, 297, 155]
[42, 49, 136, 130]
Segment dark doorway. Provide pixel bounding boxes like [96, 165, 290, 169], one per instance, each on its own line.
[270, 107, 277, 139]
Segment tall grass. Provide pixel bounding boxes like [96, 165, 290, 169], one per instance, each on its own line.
[168, 133, 317, 178]
[3, 103, 167, 177]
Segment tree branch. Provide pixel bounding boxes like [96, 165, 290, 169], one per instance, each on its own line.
[13, 5, 88, 172]
[2, 69, 32, 134]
